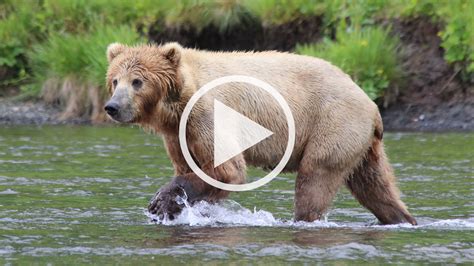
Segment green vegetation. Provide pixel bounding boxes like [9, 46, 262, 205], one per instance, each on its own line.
[243, 0, 325, 26]
[28, 25, 141, 121]
[162, 0, 256, 33]
[0, 1, 42, 89]
[0, 0, 153, 119]
[0, 0, 472, 120]
[30, 25, 140, 92]
[296, 27, 400, 100]
[390, 0, 474, 80]
[437, 0, 474, 78]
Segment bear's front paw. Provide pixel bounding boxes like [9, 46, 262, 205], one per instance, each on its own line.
[148, 181, 187, 220]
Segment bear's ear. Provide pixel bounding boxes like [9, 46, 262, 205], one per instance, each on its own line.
[107, 43, 127, 63]
[161, 42, 182, 66]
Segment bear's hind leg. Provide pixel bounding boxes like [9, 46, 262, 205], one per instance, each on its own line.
[346, 139, 417, 225]
[294, 163, 348, 222]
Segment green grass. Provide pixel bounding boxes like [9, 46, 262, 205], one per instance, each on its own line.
[28, 25, 142, 120]
[39, 0, 165, 33]
[162, 0, 255, 33]
[0, 0, 154, 120]
[0, 0, 473, 120]
[242, 0, 324, 26]
[296, 26, 400, 100]
[30, 24, 141, 85]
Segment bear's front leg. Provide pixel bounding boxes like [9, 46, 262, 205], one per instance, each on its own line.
[148, 173, 215, 219]
[149, 133, 247, 220]
[148, 159, 246, 220]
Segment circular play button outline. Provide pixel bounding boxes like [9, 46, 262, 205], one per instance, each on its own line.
[179, 75, 295, 192]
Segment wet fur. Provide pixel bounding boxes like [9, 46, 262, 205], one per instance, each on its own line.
[106, 42, 417, 225]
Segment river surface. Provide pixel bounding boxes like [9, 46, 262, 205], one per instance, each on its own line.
[0, 126, 472, 264]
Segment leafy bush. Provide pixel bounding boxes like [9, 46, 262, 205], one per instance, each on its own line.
[437, 0, 474, 78]
[322, 0, 388, 30]
[0, 1, 42, 88]
[385, 0, 474, 78]
[296, 26, 400, 100]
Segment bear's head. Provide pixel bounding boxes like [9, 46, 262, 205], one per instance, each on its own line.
[104, 42, 182, 123]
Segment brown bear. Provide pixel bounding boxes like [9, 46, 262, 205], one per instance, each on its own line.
[104, 42, 417, 225]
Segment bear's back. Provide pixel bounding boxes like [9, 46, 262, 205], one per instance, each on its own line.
[183, 49, 379, 170]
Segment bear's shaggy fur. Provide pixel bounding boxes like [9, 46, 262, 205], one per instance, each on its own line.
[104, 42, 416, 225]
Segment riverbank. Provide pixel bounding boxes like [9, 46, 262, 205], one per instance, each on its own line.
[1, 14, 472, 131]
[0, 99, 89, 126]
[0, 97, 472, 131]
[380, 17, 474, 131]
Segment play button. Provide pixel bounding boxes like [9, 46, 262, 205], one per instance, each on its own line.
[213, 99, 273, 167]
[179, 75, 295, 191]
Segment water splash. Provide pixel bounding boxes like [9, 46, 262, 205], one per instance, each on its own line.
[146, 198, 345, 228]
[146, 199, 278, 226]
[146, 199, 474, 229]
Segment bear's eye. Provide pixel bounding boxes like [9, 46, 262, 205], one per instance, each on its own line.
[132, 79, 143, 89]
[112, 79, 118, 87]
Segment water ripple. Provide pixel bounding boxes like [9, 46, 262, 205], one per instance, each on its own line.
[147, 200, 474, 230]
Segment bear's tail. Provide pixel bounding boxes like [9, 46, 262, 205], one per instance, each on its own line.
[346, 113, 417, 225]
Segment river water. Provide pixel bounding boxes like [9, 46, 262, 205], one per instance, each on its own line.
[0, 126, 472, 264]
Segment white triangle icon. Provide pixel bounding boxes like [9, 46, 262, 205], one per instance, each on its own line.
[214, 99, 273, 168]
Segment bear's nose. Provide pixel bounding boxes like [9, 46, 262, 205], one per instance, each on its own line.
[104, 102, 119, 116]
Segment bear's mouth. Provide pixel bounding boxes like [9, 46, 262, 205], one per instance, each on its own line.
[107, 111, 134, 123]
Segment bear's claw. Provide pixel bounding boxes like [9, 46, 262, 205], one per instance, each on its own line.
[148, 181, 186, 220]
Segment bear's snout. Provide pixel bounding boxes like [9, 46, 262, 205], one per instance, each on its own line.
[104, 101, 120, 117]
